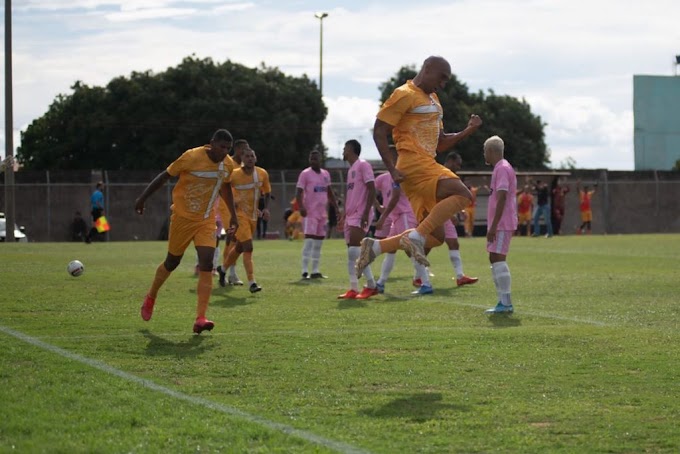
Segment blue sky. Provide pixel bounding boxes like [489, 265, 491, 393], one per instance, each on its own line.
[2, 0, 680, 169]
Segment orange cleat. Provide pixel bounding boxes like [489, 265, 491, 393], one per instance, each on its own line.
[140, 294, 155, 321]
[355, 286, 379, 300]
[337, 289, 359, 299]
[193, 317, 215, 334]
[412, 278, 423, 288]
[456, 275, 479, 286]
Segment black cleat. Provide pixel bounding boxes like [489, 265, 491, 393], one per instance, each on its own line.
[216, 266, 227, 287]
[249, 283, 262, 293]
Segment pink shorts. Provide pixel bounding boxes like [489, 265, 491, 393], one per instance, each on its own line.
[486, 230, 513, 256]
[303, 216, 328, 237]
[344, 214, 370, 243]
[444, 219, 458, 239]
[388, 211, 417, 236]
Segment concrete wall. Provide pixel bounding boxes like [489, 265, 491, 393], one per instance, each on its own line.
[1, 169, 679, 242]
[634, 75, 680, 170]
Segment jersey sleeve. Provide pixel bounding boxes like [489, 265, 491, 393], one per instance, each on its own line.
[261, 169, 272, 194]
[377, 88, 412, 126]
[166, 149, 191, 177]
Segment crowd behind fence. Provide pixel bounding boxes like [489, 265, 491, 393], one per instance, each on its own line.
[1, 168, 679, 242]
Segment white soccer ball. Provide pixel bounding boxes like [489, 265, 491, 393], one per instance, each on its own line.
[67, 260, 84, 277]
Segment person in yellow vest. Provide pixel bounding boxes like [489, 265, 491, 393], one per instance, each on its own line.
[135, 129, 238, 334]
[577, 179, 597, 234]
[220, 147, 271, 293]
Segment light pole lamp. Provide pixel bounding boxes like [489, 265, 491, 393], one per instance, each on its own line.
[314, 12, 328, 95]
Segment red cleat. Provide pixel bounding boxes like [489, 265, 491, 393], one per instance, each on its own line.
[193, 317, 215, 334]
[456, 275, 479, 286]
[412, 278, 423, 288]
[337, 289, 359, 299]
[355, 286, 379, 300]
[140, 294, 155, 321]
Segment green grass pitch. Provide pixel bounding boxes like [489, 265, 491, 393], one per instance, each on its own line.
[1, 235, 678, 453]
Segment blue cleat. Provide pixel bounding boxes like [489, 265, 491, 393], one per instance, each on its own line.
[485, 302, 514, 314]
[376, 282, 385, 294]
[411, 284, 433, 295]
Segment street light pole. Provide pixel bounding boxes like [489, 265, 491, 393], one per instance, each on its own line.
[314, 12, 328, 95]
[4, 0, 16, 242]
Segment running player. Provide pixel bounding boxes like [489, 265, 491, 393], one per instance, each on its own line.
[220, 147, 271, 293]
[135, 129, 238, 334]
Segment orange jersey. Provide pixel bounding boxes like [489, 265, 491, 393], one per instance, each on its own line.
[377, 80, 443, 158]
[517, 193, 534, 214]
[469, 186, 478, 208]
[166, 146, 235, 221]
[231, 166, 271, 221]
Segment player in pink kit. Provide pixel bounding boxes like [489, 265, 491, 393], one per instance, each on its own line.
[296, 150, 340, 280]
[374, 147, 430, 295]
[373, 172, 394, 241]
[338, 140, 379, 300]
[441, 152, 478, 287]
[482, 136, 518, 314]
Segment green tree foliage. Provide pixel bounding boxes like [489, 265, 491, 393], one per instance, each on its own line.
[379, 66, 550, 170]
[17, 56, 327, 170]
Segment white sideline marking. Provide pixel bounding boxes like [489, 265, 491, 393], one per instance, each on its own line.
[0, 324, 370, 454]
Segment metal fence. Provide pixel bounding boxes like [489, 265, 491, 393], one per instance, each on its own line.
[1, 168, 679, 242]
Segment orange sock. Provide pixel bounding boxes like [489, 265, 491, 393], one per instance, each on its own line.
[378, 233, 404, 254]
[222, 241, 238, 271]
[223, 245, 241, 269]
[243, 252, 254, 282]
[148, 263, 171, 299]
[416, 195, 469, 237]
[196, 271, 212, 319]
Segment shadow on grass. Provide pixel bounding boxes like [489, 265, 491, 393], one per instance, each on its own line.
[360, 393, 469, 422]
[140, 329, 214, 357]
[336, 299, 369, 310]
[486, 314, 522, 328]
[210, 293, 252, 309]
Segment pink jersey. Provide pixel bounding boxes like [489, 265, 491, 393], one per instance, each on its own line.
[487, 159, 518, 231]
[374, 171, 413, 220]
[345, 159, 375, 218]
[296, 167, 331, 219]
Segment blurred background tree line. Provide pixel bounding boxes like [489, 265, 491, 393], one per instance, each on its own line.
[17, 57, 549, 170]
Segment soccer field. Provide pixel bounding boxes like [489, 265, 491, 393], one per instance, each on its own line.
[1, 235, 678, 453]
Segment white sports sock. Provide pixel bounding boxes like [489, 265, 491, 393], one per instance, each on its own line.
[449, 249, 464, 278]
[311, 239, 323, 273]
[348, 246, 360, 291]
[491, 261, 512, 306]
[408, 229, 426, 243]
[362, 258, 376, 288]
[413, 259, 430, 286]
[301, 238, 313, 274]
[378, 252, 396, 285]
[229, 264, 237, 278]
[371, 239, 382, 256]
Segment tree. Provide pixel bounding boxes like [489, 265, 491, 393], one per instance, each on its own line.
[378, 66, 549, 170]
[17, 56, 327, 170]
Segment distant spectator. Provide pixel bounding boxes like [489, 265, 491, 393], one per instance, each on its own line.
[531, 179, 553, 238]
[577, 180, 597, 234]
[550, 176, 570, 235]
[71, 211, 88, 242]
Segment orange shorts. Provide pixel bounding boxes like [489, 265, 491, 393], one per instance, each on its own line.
[518, 211, 532, 224]
[234, 214, 257, 243]
[397, 152, 459, 222]
[167, 214, 217, 257]
[581, 210, 592, 222]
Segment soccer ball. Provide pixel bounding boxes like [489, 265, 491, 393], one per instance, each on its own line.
[67, 260, 84, 277]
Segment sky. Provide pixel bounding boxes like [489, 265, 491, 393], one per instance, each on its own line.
[1, 0, 679, 170]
